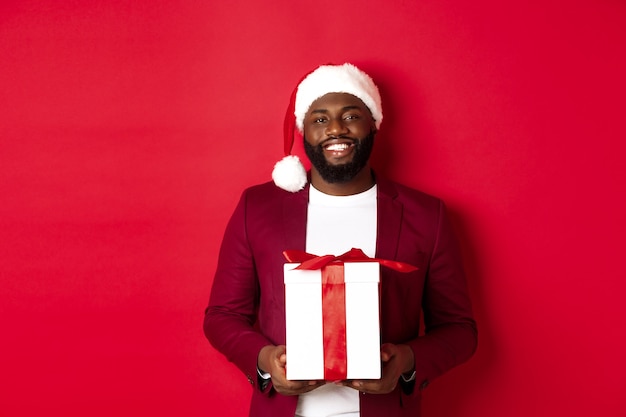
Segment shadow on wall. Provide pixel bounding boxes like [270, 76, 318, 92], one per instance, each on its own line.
[424, 205, 495, 415]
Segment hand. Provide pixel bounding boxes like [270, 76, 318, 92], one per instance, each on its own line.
[338, 343, 414, 394]
[257, 345, 324, 396]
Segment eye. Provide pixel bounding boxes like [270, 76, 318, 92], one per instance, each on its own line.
[344, 114, 360, 121]
[313, 117, 327, 124]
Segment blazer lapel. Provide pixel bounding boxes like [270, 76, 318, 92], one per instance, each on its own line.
[375, 177, 402, 262]
[281, 184, 309, 252]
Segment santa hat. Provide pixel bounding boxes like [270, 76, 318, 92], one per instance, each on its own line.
[272, 63, 383, 192]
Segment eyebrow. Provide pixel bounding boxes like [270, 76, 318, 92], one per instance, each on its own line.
[309, 105, 363, 114]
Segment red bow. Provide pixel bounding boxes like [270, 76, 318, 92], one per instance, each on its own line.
[283, 247, 418, 273]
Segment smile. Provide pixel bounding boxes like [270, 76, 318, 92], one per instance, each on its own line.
[324, 143, 352, 151]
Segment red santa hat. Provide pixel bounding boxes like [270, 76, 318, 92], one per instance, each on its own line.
[272, 63, 383, 192]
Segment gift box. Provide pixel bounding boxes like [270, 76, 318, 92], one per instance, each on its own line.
[283, 252, 382, 381]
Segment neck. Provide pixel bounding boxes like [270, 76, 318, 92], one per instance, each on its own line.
[310, 165, 375, 196]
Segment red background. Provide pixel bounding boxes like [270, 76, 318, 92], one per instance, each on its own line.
[2, 1, 625, 416]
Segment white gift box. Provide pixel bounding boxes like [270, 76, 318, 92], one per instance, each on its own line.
[284, 261, 381, 380]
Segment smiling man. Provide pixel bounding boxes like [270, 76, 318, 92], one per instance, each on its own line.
[204, 63, 477, 417]
[303, 92, 376, 194]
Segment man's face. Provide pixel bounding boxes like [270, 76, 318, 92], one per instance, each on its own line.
[303, 92, 377, 184]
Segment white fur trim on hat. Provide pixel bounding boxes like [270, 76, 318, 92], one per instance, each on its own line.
[272, 155, 307, 192]
[294, 63, 383, 133]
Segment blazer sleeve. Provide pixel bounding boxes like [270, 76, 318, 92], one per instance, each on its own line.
[406, 199, 477, 392]
[203, 190, 273, 391]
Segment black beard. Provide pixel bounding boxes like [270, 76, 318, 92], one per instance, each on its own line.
[304, 130, 375, 184]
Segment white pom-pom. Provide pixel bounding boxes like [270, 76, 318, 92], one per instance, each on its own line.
[272, 155, 307, 192]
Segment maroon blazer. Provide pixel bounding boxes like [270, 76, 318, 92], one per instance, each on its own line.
[204, 175, 477, 417]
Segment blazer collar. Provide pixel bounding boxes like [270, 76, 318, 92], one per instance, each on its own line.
[374, 176, 402, 261]
[281, 182, 310, 252]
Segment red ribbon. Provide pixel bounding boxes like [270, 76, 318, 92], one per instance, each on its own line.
[283, 247, 418, 273]
[320, 263, 347, 380]
[283, 248, 417, 380]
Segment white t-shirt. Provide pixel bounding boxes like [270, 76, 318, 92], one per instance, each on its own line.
[295, 184, 377, 417]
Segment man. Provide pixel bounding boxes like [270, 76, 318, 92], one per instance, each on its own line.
[204, 63, 477, 417]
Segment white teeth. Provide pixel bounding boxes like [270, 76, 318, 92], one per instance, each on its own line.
[325, 143, 350, 151]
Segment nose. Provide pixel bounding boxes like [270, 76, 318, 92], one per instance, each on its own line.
[325, 117, 348, 137]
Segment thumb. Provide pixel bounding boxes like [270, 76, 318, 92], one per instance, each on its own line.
[380, 343, 396, 362]
[276, 346, 287, 366]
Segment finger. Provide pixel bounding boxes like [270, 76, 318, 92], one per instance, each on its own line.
[297, 382, 323, 395]
[350, 380, 366, 390]
[275, 345, 286, 356]
[356, 377, 397, 394]
[282, 380, 324, 395]
[380, 342, 395, 353]
[380, 343, 396, 362]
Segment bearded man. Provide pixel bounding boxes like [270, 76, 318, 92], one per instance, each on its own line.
[204, 63, 477, 417]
